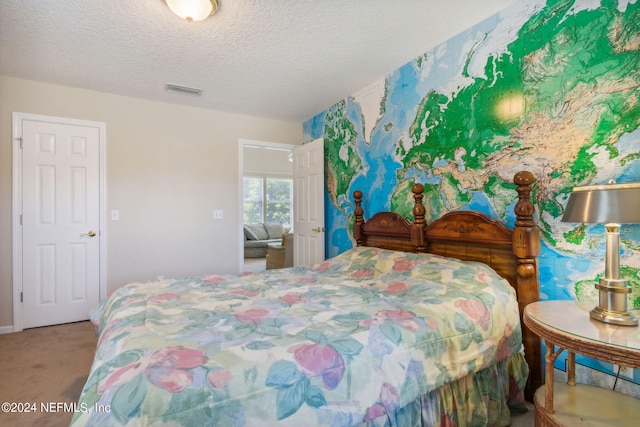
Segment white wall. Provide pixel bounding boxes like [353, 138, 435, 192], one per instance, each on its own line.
[0, 75, 302, 329]
[243, 146, 293, 176]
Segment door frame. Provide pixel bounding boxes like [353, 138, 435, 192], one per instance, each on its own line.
[12, 112, 107, 332]
[238, 139, 298, 272]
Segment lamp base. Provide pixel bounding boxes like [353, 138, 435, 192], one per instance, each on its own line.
[590, 306, 638, 326]
[590, 277, 637, 326]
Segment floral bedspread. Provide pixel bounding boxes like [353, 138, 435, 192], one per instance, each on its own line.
[71, 247, 527, 426]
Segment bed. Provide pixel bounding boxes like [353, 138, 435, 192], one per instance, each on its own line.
[72, 171, 541, 427]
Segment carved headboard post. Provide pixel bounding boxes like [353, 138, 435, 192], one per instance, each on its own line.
[353, 190, 365, 246]
[512, 171, 542, 400]
[410, 183, 428, 252]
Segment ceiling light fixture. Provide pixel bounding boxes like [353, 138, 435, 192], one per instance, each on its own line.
[163, 0, 219, 23]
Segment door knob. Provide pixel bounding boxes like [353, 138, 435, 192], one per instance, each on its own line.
[311, 227, 325, 233]
[81, 231, 97, 237]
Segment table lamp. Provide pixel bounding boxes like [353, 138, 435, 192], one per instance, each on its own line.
[561, 181, 640, 326]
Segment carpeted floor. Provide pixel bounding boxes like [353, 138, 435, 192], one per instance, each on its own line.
[244, 256, 266, 272]
[0, 321, 96, 427]
[0, 320, 534, 427]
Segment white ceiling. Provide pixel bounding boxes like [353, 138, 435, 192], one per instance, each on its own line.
[0, 0, 516, 122]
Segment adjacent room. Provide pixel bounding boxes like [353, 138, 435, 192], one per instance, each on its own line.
[1, 1, 639, 426]
[242, 142, 295, 273]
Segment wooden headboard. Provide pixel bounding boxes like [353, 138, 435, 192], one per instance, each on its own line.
[352, 170, 542, 401]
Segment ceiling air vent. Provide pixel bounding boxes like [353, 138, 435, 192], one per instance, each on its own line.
[165, 83, 203, 97]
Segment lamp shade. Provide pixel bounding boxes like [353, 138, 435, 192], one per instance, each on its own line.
[164, 0, 219, 22]
[562, 182, 640, 224]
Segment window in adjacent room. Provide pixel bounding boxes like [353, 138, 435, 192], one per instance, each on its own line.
[243, 176, 263, 224]
[243, 176, 292, 226]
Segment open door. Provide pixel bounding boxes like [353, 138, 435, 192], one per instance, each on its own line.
[293, 138, 325, 266]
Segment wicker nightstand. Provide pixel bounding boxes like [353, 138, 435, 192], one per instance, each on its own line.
[523, 300, 640, 426]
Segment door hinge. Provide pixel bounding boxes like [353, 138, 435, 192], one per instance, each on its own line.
[20, 292, 23, 303]
[20, 214, 23, 226]
[17, 137, 23, 149]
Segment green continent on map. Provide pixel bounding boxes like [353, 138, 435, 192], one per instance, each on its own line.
[324, 101, 362, 210]
[563, 224, 587, 245]
[395, 0, 640, 234]
[319, 0, 640, 301]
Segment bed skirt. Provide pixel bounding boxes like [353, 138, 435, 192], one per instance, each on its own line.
[363, 352, 529, 427]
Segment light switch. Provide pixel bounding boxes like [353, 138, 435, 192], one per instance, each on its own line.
[111, 210, 120, 221]
[213, 210, 223, 219]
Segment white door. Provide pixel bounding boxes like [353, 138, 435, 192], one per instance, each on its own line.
[293, 138, 325, 266]
[16, 115, 103, 329]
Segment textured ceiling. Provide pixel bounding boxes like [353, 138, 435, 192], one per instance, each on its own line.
[0, 0, 516, 122]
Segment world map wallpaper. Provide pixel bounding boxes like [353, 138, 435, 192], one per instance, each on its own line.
[303, 0, 640, 393]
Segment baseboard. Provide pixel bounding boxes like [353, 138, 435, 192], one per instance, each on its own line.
[0, 325, 15, 334]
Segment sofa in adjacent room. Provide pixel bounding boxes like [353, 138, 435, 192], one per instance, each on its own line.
[243, 223, 284, 258]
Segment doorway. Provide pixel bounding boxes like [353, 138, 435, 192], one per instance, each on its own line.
[238, 140, 297, 272]
[12, 113, 106, 331]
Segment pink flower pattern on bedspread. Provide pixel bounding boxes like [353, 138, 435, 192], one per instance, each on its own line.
[97, 346, 208, 394]
[290, 343, 345, 390]
[72, 247, 528, 427]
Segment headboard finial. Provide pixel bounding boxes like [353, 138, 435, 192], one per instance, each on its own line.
[353, 190, 365, 246]
[514, 170, 535, 186]
[411, 182, 427, 251]
[512, 171, 542, 398]
[512, 170, 539, 259]
[411, 184, 425, 221]
[411, 183, 424, 194]
[513, 171, 537, 227]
